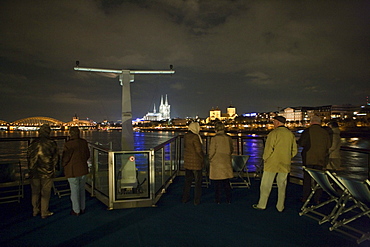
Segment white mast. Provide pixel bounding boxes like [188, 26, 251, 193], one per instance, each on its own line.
[74, 62, 175, 150]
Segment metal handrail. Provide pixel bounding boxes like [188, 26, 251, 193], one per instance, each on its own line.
[340, 146, 370, 154]
[340, 146, 370, 179]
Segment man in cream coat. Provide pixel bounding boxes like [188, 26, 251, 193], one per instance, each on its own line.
[253, 116, 297, 212]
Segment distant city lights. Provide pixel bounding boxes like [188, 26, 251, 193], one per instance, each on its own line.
[243, 113, 257, 117]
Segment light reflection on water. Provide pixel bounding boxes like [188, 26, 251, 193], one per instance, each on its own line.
[0, 131, 369, 180]
[343, 137, 370, 149]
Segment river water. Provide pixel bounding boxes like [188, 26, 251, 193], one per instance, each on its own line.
[0, 130, 369, 180]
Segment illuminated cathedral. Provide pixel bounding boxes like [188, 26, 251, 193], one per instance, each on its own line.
[143, 95, 171, 121]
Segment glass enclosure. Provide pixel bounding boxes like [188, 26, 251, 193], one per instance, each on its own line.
[114, 153, 150, 200]
[87, 136, 180, 209]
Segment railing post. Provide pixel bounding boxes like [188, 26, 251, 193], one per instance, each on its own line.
[90, 147, 99, 197]
[368, 153, 370, 180]
[162, 148, 165, 187]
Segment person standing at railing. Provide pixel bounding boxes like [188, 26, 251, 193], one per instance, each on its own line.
[27, 124, 59, 219]
[62, 126, 90, 216]
[327, 121, 342, 171]
[252, 116, 298, 212]
[209, 122, 234, 204]
[298, 115, 331, 203]
[182, 122, 204, 205]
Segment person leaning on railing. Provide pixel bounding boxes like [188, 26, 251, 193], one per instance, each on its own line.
[27, 124, 58, 219]
[181, 122, 204, 205]
[62, 127, 90, 216]
[252, 116, 298, 212]
[298, 115, 331, 203]
[326, 121, 342, 171]
[209, 122, 234, 204]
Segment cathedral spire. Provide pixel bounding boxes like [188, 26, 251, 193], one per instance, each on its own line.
[144, 95, 170, 121]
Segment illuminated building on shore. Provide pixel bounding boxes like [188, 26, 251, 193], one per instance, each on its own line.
[280, 104, 363, 123]
[143, 95, 171, 121]
[206, 105, 238, 123]
[64, 115, 96, 128]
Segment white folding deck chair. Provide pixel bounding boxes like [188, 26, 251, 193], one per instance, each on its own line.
[299, 167, 348, 224]
[329, 175, 370, 244]
[325, 171, 359, 225]
[190, 154, 210, 188]
[230, 155, 251, 189]
[53, 177, 71, 198]
[0, 161, 24, 204]
[202, 154, 210, 188]
[53, 165, 71, 198]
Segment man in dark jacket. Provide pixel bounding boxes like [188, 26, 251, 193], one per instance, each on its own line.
[62, 127, 90, 216]
[182, 122, 204, 205]
[27, 124, 58, 218]
[298, 115, 331, 202]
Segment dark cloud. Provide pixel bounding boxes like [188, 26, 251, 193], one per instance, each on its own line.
[0, 0, 369, 122]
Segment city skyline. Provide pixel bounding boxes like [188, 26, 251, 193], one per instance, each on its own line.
[1, 1, 369, 122]
[1, 100, 368, 124]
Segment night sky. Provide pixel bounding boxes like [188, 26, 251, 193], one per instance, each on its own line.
[1, 0, 369, 123]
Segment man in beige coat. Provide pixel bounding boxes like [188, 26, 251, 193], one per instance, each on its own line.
[209, 122, 234, 204]
[253, 116, 297, 212]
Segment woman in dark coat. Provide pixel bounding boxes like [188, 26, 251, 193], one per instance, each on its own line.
[182, 122, 204, 205]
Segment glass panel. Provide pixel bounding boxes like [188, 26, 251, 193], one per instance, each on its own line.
[170, 141, 179, 171]
[154, 150, 163, 194]
[93, 149, 109, 196]
[163, 143, 172, 182]
[114, 153, 150, 200]
[241, 138, 264, 173]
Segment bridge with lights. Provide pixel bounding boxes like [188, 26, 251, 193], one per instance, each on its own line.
[0, 116, 97, 131]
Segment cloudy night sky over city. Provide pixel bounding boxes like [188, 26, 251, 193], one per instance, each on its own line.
[0, 0, 369, 123]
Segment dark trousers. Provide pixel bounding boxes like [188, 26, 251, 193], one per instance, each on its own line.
[303, 165, 323, 202]
[213, 179, 232, 203]
[182, 169, 202, 204]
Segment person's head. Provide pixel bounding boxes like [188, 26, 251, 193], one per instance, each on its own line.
[39, 124, 51, 138]
[328, 121, 339, 128]
[214, 122, 225, 132]
[272, 116, 286, 128]
[188, 122, 200, 135]
[310, 115, 322, 125]
[69, 126, 80, 138]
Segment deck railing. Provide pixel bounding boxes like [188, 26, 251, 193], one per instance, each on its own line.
[0, 135, 369, 208]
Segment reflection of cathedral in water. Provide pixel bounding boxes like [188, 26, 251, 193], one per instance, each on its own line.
[144, 95, 171, 121]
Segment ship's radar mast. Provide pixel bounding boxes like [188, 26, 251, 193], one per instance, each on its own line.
[74, 61, 175, 150]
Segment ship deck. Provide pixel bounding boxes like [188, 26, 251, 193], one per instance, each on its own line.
[0, 176, 368, 247]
